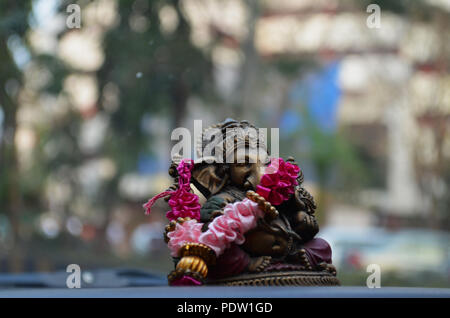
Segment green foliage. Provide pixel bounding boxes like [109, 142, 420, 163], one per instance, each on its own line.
[271, 58, 320, 79]
[281, 106, 369, 193]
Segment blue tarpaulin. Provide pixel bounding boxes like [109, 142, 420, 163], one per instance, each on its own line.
[281, 61, 341, 135]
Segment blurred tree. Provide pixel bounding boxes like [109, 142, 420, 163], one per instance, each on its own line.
[0, 0, 215, 270]
[98, 0, 213, 170]
[0, 0, 32, 271]
[94, 0, 215, 223]
[37, 0, 216, 245]
[280, 106, 368, 223]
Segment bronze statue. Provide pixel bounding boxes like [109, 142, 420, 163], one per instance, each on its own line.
[144, 119, 339, 286]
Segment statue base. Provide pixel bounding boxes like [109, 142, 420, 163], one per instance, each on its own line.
[207, 271, 340, 286]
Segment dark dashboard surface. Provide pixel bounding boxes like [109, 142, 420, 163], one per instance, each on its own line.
[1, 286, 449, 298]
[0, 269, 448, 298]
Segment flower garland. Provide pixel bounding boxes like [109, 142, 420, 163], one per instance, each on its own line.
[161, 157, 300, 257]
[143, 159, 201, 221]
[167, 198, 263, 257]
[144, 157, 301, 285]
[256, 157, 300, 206]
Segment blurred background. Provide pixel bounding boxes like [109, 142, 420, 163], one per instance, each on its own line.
[0, 0, 449, 288]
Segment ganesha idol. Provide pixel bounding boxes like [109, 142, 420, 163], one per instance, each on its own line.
[144, 119, 339, 286]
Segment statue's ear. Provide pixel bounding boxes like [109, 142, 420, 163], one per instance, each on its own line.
[192, 164, 228, 196]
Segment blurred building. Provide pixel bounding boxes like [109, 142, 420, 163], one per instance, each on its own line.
[182, 0, 450, 228]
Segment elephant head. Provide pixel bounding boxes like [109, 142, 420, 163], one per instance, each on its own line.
[189, 119, 269, 200]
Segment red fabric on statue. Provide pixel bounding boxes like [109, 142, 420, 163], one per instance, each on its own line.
[301, 238, 332, 267]
[170, 275, 203, 286]
[208, 244, 250, 279]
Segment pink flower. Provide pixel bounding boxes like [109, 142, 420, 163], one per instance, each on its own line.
[167, 220, 203, 257]
[143, 159, 201, 221]
[166, 199, 264, 258]
[167, 190, 201, 221]
[256, 158, 300, 206]
[198, 199, 263, 256]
